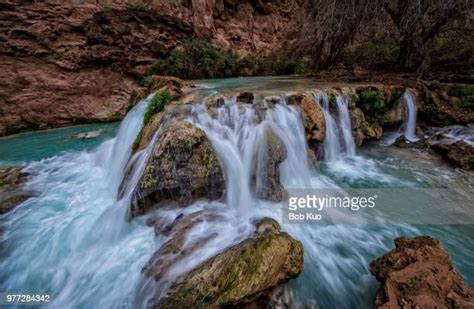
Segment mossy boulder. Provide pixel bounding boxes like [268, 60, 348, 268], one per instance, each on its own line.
[286, 92, 326, 155]
[129, 118, 225, 218]
[0, 166, 30, 214]
[149, 217, 304, 308]
[350, 107, 383, 146]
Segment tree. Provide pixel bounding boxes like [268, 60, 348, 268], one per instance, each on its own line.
[381, 0, 472, 72]
[293, 0, 375, 69]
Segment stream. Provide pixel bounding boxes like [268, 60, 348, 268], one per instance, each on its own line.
[1, 77, 473, 308]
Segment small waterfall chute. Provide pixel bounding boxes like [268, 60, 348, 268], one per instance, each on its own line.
[313, 92, 356, 160]
[401, 90, 419, 142]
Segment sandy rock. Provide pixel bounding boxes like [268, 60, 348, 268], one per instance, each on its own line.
[370, 236, 474, 309]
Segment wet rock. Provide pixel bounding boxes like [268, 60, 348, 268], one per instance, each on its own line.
[129, 118, 225, 218]
[287, 92, 326, 155]
[253, 129, 287, 201]
[431, 141, 474, 170]
[70, 129, 103, 140]
[145, 76, 189, 98]
[393, 135, 413, 148]
[0, 166, 30, 214]
[370, 236, 474, 308]
[143, 211, 221, 279]
[150, 217, 304, 308]
[237, 91, 254, 104]
[350, 107, 383, 146]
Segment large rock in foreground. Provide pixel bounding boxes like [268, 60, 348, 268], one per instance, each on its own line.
[129, 118, 225, 218]
[150, 217, 304, 308]
[0, 166, 30, 214]
[370, 236, 474, 308]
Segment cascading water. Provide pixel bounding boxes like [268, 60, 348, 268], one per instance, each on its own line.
[0, 96, 158, 308]
[1, 77, 473, 309]
[314, 92, 341, 161]
[313, 92, 356, 160]
[401, 90, 419, 142]
[336, 95, 356, 156]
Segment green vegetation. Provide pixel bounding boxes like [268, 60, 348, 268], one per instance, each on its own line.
[344, 40, 398, 68]
[449, 87, 474, 108]
[131, 3, 150, 11]
[328, 94, 337, 108]
[356, 89, 387, 125]
[148, 39, 253, 79]
[143, 91, 172, 126]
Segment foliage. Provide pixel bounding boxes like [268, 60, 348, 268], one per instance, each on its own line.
[344, 41, 398, 68]
[143, 91, 172, 126]
[149, 39, 254, 79]
[328, 94, 337, 108]
[356, 89, 387, 125]
[449, 87, 474, 108]
[131, 3, 150, 11]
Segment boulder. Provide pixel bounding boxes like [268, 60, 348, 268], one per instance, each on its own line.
[149, 217, 304, 308]
[0, 166, 30, 214]
[431, 140, 474, 170]
[370, 236, 474, 308]
[286, 92, 326, 155]
[129, 118, 225, 218]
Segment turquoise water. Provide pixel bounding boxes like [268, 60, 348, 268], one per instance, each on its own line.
[0, 80, 472, 308]
[0, 123, 119, 165]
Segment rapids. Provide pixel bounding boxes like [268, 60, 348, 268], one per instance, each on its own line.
[0, 77, 473, 308]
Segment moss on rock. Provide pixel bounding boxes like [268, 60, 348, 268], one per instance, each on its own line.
[128, 118, 225, 218]
[0, 166, 31, 214]
[152, 218, 304, 308]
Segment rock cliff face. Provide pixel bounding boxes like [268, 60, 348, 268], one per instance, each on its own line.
[0, 0, 304, 136]
[370, 236, 474, 308]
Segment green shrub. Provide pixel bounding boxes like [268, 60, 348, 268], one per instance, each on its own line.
[356, 89, 387, 125]
[132, 3, 150, 11]
[143, 91, 172, 126]
[449, 87, 474, 108]
[344, 41, 398, 68]
[149, 39, 251, 79]
[328, 93, 337, 108]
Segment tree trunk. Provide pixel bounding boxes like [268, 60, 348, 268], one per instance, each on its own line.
[397, 36, 425, 70]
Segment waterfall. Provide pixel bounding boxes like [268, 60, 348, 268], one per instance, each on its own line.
[401, 90, 419, 142]
[313, 92, 356, 160]
[0, 95, 158, 308]
[336, 96, 356, 156]
[106, 94, 154, 192]
[188, 95, 317, 213]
